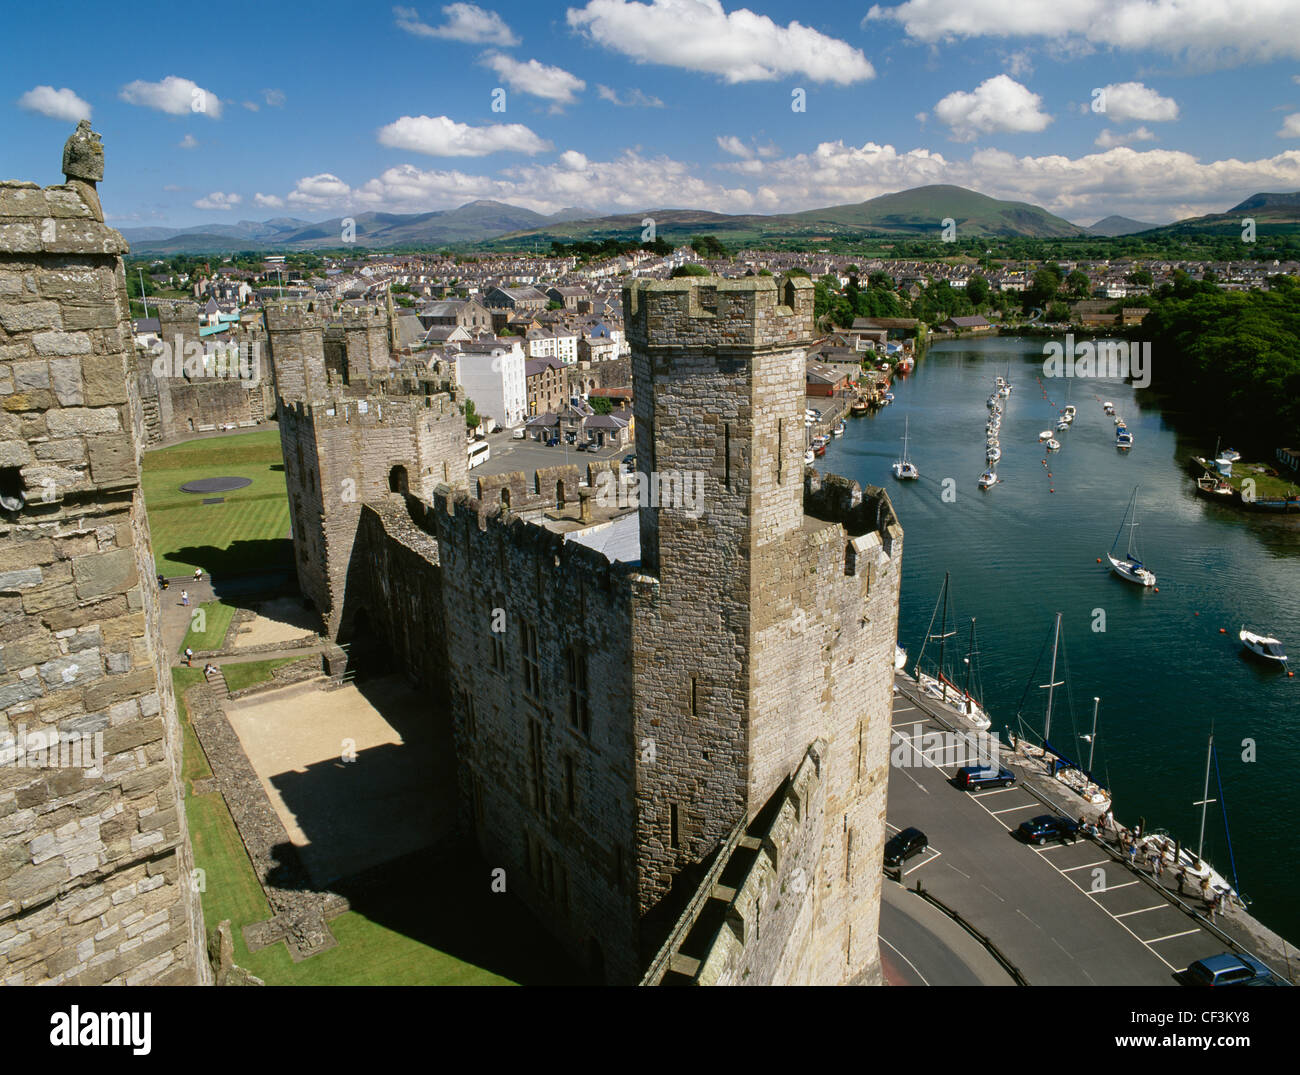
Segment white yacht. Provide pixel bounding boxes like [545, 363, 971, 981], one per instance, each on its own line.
[892, 415, 919, 480]
[978, 469, 998, 489]
[1107, 486, 1157, 587]
[1239, 629, 1287, 666]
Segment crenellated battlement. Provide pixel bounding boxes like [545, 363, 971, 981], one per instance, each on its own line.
[623, 274, 814, 353]
[337, 303, 387, 326]
[264, 299, 327, 332]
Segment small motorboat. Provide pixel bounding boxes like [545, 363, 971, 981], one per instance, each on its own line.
[1102, 401, 1115, 415]
[1196, 474, 1234, 499]
[978, 469, 998, 489]
[1046, 438, 1061, 452]
[813, 440, 827, 457]
[832, 421, 846, 437]
[1039, 430, 1053, 442]
[804, 448, 815, 465]
[1220, 448, 1241, 463]
[1114, 415, 1126, 426]
[987, 445, 1002, 463]
[895, 644, 908, 671]
[1056, 418, 1071, 431]
[883, 392, 895, 404]
[999, 384, 1012, 397]
[987, 396, 999, 409]
[1239, 628, 1288, 666]
[851, 398, 869, 416]
[1116, 428, 1134, 450]
[1063, 405, 1076, 419]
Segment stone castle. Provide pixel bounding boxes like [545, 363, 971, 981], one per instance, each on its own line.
[1, 126, 902, 986]
[0, 123, 208, 985]
[276, 274, 904, 984]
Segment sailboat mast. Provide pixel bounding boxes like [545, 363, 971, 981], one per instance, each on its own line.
[1043, 612, 1062, 744]
[937, 572, 950, 703]
[963, 617, 975, 712]
[1087, 697, 1099, 771]
[1197, 733, 1215, 862]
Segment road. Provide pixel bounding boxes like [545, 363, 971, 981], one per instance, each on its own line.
[884, 675, 1239, 985]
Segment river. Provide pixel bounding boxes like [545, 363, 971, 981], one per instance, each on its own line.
[820, 336, 1300, 945]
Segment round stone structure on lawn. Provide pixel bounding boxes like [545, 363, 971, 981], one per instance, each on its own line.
[179, 476, 253, 494]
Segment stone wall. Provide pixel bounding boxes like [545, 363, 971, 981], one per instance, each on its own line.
[424, 487, 642, 984]
[0, 158, 207, 985]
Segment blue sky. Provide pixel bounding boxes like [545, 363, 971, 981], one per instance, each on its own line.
[5, 1, 1299, 229]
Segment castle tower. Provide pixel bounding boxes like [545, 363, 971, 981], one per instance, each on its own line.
[625, 276, 899, 984]
[264, 299, 326, 406]
[0, 125, 208, 984]
[339, 304, 391, 387]
[155, 300, 202, 368]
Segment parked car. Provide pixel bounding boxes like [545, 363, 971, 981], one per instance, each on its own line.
[883, 827, 928, 868]
[1183, 952, 1287, 987]
[511, 427, 526, 439]
[547, 437, 559, 447]
[576, 441, 594, 452]
[956, 765, 1015, 791]
[622, 453, 636, 472]
[1018, 814, 1080, 845]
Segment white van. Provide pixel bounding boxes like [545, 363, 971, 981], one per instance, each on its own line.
[467, 441, 491, 469]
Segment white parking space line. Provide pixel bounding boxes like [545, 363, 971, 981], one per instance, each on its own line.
[1090, 880, 1141, 893]
[1061, 860, 1110, 873]
[903, 848, 942, 876]
[1147, 929, 1201, 944]
[991, 803, 1041, 816]
[1113, 905, 1168, 919]
[970, 787, 1018, 798]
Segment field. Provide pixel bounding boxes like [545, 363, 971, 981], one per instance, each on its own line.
[141, 430, 292, 576]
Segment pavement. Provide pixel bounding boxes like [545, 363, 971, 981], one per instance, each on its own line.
[884, 673, 1254, 985]
[471, 429, 629, 481]
[880, 881, 1013, 986]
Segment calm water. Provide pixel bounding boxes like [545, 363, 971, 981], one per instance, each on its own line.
[821, 337, 1300, 944]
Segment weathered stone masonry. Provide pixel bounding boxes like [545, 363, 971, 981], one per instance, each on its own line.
[282, 275, 903, 985]
[0, 128, 207, 985]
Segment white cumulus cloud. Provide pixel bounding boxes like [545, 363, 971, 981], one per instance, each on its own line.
[1094, 82, 1178, 123]
[17, 86, 92, 122]
[1279, 113, 1300, 138]
[193, 192, 241, 210]
[866, 0, 1300, 68]
[934, 75, 1051, 141]
[567, 0, 875, 84]
[254, 192, 285, 208]
[480, 53, 585, 104]
[120, 76, 222, 119]
[394, 3, 519, 45]
[178, 134, 199, 150]
[377, 114, 551, 156]
[717, 135, 753, 158]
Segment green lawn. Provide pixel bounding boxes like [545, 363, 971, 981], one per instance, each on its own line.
[184, 787, 539, 985]
[142, 429, 292, 576]
[171, 667, 212, 792]
[221, 656, 302, 693]
[179, 600, 237, 655]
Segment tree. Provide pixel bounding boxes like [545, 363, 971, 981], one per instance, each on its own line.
[670, 263, 710, 278]
[1065, 269, 1090, 298]
[590, 396, 613, 415]
[965, 275, 990, 306]
[1126, 269, 1154, 288]
[689, 234, 729, 259]
[464, 398, 479, 430]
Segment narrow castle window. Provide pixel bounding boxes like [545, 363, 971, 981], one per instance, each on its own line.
[670, 803, 680, 850]
[723, 423, 731, 489]
[528, 719, 546, 815]
[566, 648, 589, 736]
[776, 419, 783, 484]
[844, 543, 856, 576]
[522, 622, 540, 698]
[564, 755, 576, 814]
[689, 676, 697, 716]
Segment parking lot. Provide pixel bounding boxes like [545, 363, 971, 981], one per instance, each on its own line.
[885, 674, 1243, 985]
[470, 429, 630, 481]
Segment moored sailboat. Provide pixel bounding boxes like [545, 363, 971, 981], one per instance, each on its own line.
[1107, 485, 1156, 587]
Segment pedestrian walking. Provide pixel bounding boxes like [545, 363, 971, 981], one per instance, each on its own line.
[1175, 865, 1187, 895]
[184, 647, 194, 667]
[1206, 891, 1219, 921]
[1104, 808, 1115, 833]
[181, 590, 189, 607]
[1153, 853, 1163, 879]
[193, 568, 202, 583]
[1128, 840, 1138, 865]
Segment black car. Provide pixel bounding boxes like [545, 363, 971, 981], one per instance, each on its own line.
[883, 827, 928, 868]
[622, 453, 636, 472]
[956, 765, 1015, 791]
[1018, 814, 1080, 845]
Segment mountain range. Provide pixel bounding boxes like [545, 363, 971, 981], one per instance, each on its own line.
[120, 186, 1300, 255]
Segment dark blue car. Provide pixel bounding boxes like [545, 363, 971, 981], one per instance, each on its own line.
[1184, 952, 1287, 986]
[1018, 814, 1080, 845]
